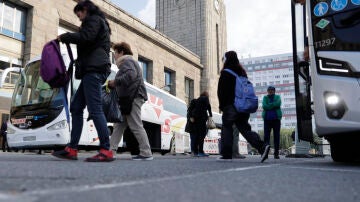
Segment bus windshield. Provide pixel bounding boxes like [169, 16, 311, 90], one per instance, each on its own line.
[11, 61, 64, 108]
[10, 61, 66, 129]
[311, 0, 360, 52]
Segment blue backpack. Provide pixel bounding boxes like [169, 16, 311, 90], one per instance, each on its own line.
[224, 69, 258, 113]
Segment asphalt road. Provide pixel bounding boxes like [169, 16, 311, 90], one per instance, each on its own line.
[0, 152, 359, 202]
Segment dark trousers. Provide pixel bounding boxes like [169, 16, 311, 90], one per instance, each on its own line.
[264, 119, 281, 156]
[190, 131, 207, 154]
[221, 105, 265, 159]
[190, 133, 198, 154]
[2, 134, 8, 152]
[69, 72, 110, 150]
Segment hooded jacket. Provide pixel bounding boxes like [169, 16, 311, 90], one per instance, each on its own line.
[114, 55, 147, 101]
[60, 14, 110, 74]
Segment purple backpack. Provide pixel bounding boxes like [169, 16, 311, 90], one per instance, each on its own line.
[40, 40, 73, 88]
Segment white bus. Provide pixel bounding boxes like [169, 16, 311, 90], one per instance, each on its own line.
[292, 0, 360, 161]
[5, 54, 224, 154]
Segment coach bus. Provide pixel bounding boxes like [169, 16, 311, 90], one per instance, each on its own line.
[291, 0, 360, 161]
[5, 53, 223, 154]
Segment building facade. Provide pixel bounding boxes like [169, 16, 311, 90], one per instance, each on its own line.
[0, 0, 206, 122]
[240, 53, 297, 132]
[156, 0, 227, 110]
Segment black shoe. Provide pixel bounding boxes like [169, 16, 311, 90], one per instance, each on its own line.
[197, 153, 210, 157]
[216, 156, 232, 162]
[233, 153, 246, 159]
[191, 152, 199, 157]
[274, 155, 280, 159]
[261, 145, 270, 163]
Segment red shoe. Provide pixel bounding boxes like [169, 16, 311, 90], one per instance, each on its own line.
[85, 149, 115, 162]
[52, 146, 78, 160]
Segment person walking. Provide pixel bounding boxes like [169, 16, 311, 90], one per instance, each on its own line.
[107, 42, 153, 161]
[262, 86, 282, 159]
[232, 125, 246, 159]
[1, 119, 9, 152]
[52, 0, 114, 162]
[189, 91, 213, 157]
[217, 51, 270, 162]
[185, 98, 198, 157]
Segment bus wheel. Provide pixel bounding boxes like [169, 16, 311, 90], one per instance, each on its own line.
[330, 139, 353, 162]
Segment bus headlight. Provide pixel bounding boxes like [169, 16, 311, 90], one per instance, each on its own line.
[47, 120, 68, 131]
[324, 92, 347, 119]
[6, 127, 16, 134]
[325, 95, 339, 105]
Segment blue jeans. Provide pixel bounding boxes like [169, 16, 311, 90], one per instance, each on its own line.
[69, 72, 110, 150]
[221, 105, 265, 158]
[264, 119, 281, 156]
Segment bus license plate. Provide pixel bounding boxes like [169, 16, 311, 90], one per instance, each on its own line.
[23, 136, 36, 141]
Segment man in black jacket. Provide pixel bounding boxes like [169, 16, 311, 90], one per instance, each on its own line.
[52, 0, 114, 162]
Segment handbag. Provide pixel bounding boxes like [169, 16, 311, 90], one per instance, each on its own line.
[206, 117, 216, 129]
[102, 87, 123, 123]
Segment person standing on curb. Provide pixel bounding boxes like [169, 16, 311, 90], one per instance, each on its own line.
[52, 0, 114, 162]
[217, 51, 270, 162]
[190, 91, 213, 157]
[107, 42, 153, 161]
[262, 86, 282, 159]
[1, 119, 9, 152]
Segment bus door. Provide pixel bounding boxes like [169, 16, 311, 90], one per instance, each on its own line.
[291, 1, 313, 142]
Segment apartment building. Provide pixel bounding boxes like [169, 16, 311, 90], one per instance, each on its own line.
[240, 53, 297, 132]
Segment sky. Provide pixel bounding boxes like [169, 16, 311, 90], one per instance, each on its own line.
[109, 0, 292, 58]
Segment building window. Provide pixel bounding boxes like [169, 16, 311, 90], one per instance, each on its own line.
[216, 24, 220, 74]
[164, 68, 176, 95]
[138, 56, 153, 83]
[184, 77, 194, 104]
[0, 1, 26, 41]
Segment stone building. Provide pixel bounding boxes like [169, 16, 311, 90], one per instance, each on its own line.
[0, 0, 209, 122]
[156, 0, 227, 110]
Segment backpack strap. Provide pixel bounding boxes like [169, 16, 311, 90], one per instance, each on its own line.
[65, 43, 75, 97]
[64, 43, 73, 130]
[223, 69, 238, 78]
[60, 87, 70, 130]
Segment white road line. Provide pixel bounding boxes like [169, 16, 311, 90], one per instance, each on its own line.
[0, 164, 276, 200]
[285, 166, 360, 173]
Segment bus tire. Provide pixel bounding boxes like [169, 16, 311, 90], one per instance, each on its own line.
[330, 139, 353, 162]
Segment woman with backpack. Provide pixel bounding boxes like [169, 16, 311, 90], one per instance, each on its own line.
[52, 0, 114, 162]
[217, 51, 270, 162]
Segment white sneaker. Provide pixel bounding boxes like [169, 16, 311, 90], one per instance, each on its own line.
[132, 155, 154, 161]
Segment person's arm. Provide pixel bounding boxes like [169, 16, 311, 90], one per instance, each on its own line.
[272, 95, 282, 109]
[60, 16, 102, 44]
[207, 97, 213, 117]
[262, 96, 273, 110]
[114, 59, 137, 87]
[217, 74, 225, 111]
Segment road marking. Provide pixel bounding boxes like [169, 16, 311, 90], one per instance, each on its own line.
[286, 166, 360, 173]
[0, 164, 276, 200]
